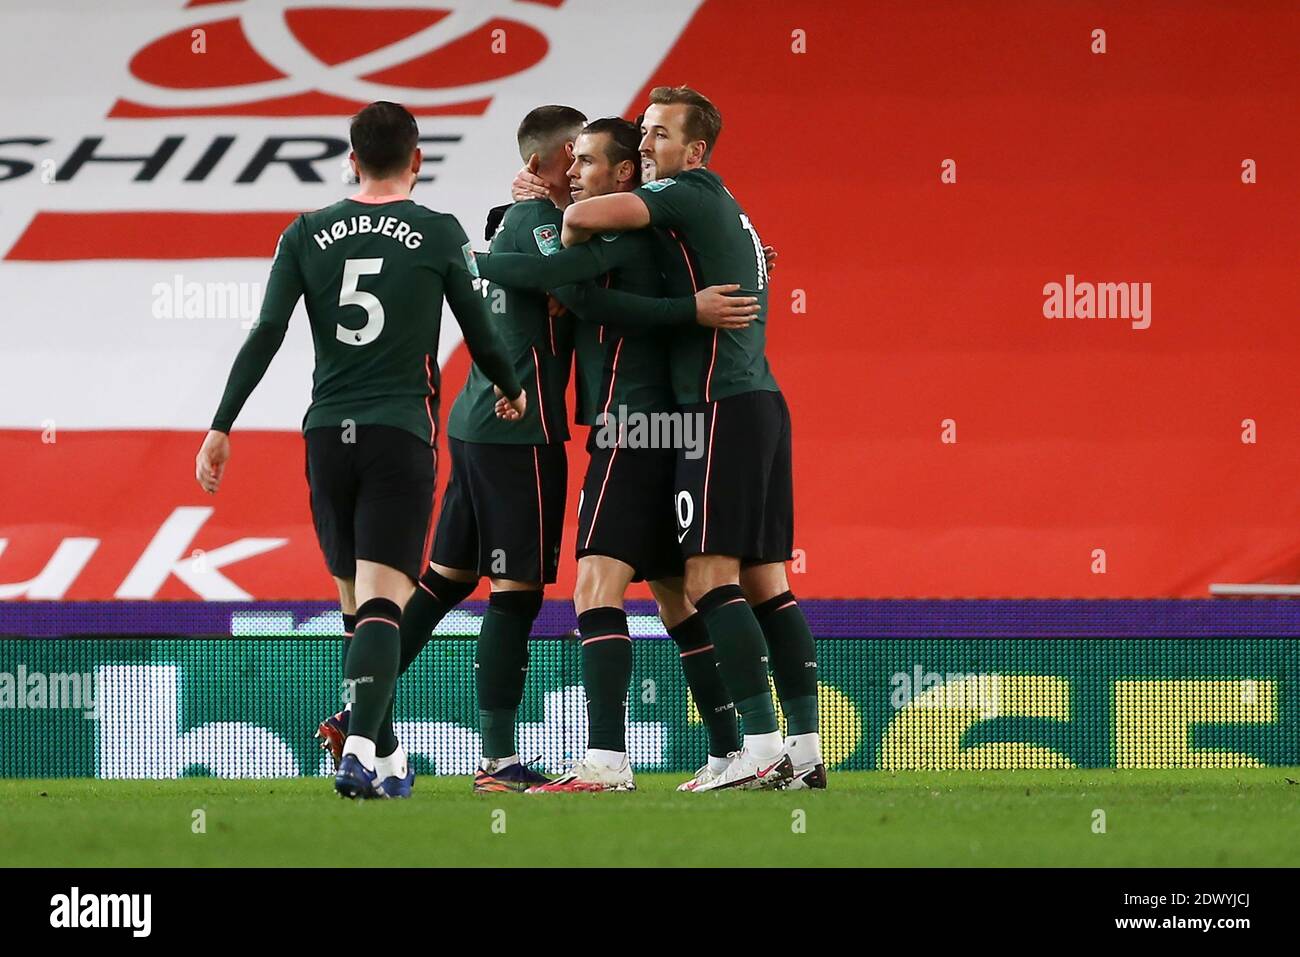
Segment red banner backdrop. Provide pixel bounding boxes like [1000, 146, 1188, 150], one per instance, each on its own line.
[2, 1, 1298, 600]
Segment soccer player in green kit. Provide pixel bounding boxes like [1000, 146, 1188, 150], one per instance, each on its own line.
[386, 105, 588, 793]
[559, 87, 825, 791]
[194, 101, 526, 799]
[474, 117, 762, 791]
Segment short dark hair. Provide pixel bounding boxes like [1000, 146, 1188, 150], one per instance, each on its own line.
[647, 85, 722, 162]
[350, 101, 418, 178]
[516, 104, 587, 162]
[581, 117, 642, 185]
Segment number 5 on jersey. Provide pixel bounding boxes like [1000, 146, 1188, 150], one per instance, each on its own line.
[337, 257, 385, 346]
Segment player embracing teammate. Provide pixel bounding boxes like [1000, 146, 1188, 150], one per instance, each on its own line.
[474, 116, 760, 791]
[558, 87, 825, 790]
[204, 92, 822, 796]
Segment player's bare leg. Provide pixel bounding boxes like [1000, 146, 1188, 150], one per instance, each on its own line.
[335, 559, 414, 799]
[529, 556, 637, 792]
[741, 562, 825, 789]
[334, 577, 357, 615]
[682, 554, 792, 790]
[573, 554, 634, 615]
[652, 576, 743, 790]
[430, 563, 478, 583]
[649, 576, 691, 631]
[472, 576, 550, 792]
[334, 575, 358, 685]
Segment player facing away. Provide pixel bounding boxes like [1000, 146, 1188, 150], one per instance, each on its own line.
[353, 105, 587, 794]
[561, 87, 824, 791]
[194, 101, 526, 800]
[475, 117, 763, 792]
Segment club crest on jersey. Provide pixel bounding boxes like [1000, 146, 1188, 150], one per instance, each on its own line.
[533, 224, 561, 256]
[641, 177, 676, 192]
[461, 241, 480, 277]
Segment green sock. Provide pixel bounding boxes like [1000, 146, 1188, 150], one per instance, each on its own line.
[668, 612, 739, 757]
[479, 708, 517, 760]
[340, 612, 356, 700]
[399, 569, 478, 672]
[754, 591, 819, 735]
[475, 590, 542, 759]
[376, 569, 477, 756]
[696, 585, 778, 736]
[578, 607, 632, 753]
[343, 599, 401, 746]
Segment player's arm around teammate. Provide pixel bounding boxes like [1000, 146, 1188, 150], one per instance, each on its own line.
[477, 243, 759, 332]
[401, 106, 589, 794]
[541, 89, 824, 791]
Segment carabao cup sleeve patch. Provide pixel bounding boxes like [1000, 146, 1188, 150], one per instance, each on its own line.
[532, 223, 561, 256]
[461, 241, 479, 277]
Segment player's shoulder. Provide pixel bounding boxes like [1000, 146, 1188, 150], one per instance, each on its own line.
[301, 197, 354, 225]
[646, 166, 716, 189]
[504, 198, 563, 229]
[686, 167, 722, 183]
[501, 199, 563, 254]
[402, 199, 452, 220]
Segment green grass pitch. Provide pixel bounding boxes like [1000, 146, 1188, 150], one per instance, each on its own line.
[3, 770, 1299, 867]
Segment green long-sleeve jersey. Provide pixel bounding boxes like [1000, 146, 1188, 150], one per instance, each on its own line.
[445, 199, 574, 445]
[476, 227, 695, 425]
[634, 168, 780, 403]
[210, 197, 521, 445]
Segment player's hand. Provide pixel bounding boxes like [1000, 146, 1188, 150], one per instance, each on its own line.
[195, 429, 230, 494]
[494, 386, 527, 421]
[695, 284, 760, 329]
[512, 154, 549, 203]
[763, 244, 777, 274]
[546, 294, 568, 320]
